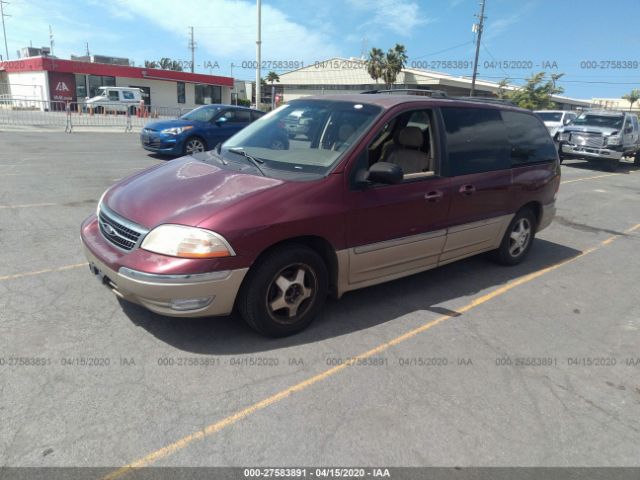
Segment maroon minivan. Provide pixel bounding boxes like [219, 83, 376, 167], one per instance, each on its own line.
[81, 94, 559, 336]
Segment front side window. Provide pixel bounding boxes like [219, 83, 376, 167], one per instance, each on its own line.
[441, 107, 510, 176]
[108, 90, 119, 101]
[222, 100, 381, 177]
[501, 110, 557, 166]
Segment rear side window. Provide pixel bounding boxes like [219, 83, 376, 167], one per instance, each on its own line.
[441, 107, 510, 176]
[501, 111, 558, 166]
[122, 91, 135, 100]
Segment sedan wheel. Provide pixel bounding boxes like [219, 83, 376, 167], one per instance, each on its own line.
[184, 138, 206, 155]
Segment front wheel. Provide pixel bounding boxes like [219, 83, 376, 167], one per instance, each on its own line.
[492, 209, 536, 266]
[237, 245, 328, 337]
[183, 137, 207, 155]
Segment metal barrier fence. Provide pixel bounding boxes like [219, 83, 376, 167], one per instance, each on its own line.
[0, 97, 190, 132]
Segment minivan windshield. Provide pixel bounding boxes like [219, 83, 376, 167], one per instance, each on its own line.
[572, 113, 624, 129]
[181, 106, 221, 123]
[536, 112, 563, 122]
[222, 100, 381, 176]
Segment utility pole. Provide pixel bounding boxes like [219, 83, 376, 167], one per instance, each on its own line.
[470, 0, 486, 97]
[255, 0, 261, 108]
[188, 26, 196, 73]
[1, 0, 10, 61]
[49, 25, 54, 55]
[85, 42, 90, 56]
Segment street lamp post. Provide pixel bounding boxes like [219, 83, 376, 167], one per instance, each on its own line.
[255, 0, 261, 109]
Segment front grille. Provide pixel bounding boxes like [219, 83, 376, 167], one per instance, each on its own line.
[570, 132, 604, 148]
[98, 207, 147, 251]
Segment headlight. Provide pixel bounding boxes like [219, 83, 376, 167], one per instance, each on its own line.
[96, 190, 108, 216]
[559, 132, 570, 141]
[606, 135, 621, 146]
[141, 225, 234, 258]
[161, 126, 193, 135]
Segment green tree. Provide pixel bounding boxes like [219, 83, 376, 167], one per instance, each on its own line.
[144, 60, 158, 68]
[157, 58, 183, 72]
[622, 89, 640, 111]
[495, 78, 511, 100]
[505, 72, 564, 110]
[266, 71, 280, 85]
[366, 44, 408, 89]
[366, 47, 385, 84]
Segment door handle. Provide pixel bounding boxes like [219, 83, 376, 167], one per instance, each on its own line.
[424, 190, 443, 202]
[459, 184, 476, 195]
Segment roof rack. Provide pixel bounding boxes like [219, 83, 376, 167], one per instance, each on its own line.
[361, 89, 449, 98]
[453, 96, 516, 106]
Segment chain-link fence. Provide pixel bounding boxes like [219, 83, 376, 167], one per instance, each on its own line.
[0, 97, 191, 132]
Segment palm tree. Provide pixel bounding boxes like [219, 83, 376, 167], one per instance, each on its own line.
[266, 71, 280, 85]
[622, 89, 640, 111]
[381, 44, 408, 89]
[366, 48, 385, 84]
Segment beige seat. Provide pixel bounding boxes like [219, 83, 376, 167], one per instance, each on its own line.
[383, 126, 431, 175]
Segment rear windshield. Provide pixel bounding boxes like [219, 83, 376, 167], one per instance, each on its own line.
[572, 114, 624, 129]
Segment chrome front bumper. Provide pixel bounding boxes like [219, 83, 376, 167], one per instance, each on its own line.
[561, 144, 623, 160]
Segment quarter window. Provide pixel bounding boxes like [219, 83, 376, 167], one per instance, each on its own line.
[441, 107, 510, 176]
[501, 111, 558, 166]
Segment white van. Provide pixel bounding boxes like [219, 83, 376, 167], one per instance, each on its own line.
[85, 87, 143, 114]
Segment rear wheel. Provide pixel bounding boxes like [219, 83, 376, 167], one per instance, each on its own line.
[493, 209, 536, 266]
[183, 137, 207, 155]
[237, 245, 328, 337]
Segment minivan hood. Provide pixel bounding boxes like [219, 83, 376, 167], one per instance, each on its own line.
[562, 125, 619, 135]
[143, 119, 194, 131]
[104, 157, 284, 228]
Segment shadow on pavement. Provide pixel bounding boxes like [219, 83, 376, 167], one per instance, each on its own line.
[121, 238, 583, 355]
[562, 158, 639, 174]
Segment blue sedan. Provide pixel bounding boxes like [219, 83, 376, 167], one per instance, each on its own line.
[141, 105, 271, 156]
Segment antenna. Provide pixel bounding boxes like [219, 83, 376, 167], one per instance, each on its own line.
[470, 0, 486, 96]
[0, 0, 9, 60]
[85, 41, 90, 56]
[188, 26, 196, 73]
[49, 25, 54, 55]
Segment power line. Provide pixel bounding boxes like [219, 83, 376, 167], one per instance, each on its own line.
[470, 0, 486, 96]
[0, 0, 10, 61]
[188, 26, 196, 73]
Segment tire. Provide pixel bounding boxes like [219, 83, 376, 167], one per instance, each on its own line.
[95, 106, 104, 114]
[603, 159, 619, 172]
[237, 244, 328, 337]
[128, 106, 137, 116]
[183, 137, 207, 155]
[492, 208, 536, 266]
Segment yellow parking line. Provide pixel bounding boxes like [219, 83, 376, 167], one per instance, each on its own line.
[0, 203, 58, 209]
[561, 173, 620, 185]
[103, 222, 640, 480]
[0, 263, 88, 282]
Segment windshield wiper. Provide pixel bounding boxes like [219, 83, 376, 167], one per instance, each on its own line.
[227, 147, 265, 176]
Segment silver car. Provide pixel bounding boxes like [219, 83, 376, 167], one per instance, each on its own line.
[558, 110, 640, 171]
[535, 110, 577, 141]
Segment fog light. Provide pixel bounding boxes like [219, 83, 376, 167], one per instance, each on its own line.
[169, 296, 214, 311]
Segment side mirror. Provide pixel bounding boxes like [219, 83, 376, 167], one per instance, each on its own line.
[357, 162, 403, 185]
[563, 118, 572, 125]
[215, 116, 228, 126]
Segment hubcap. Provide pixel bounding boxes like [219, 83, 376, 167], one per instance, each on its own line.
[266, 264, 316, 323]
[509, 218, 531, 257]
[186, 140, 204, 154]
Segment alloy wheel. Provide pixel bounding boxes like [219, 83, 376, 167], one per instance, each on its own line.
[509, 218, 532, 258]
[266, 263, 317, 324]
[185, 139, 205, 154]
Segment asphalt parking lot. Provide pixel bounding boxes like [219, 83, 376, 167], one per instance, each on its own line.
[1, 130, 639, 474]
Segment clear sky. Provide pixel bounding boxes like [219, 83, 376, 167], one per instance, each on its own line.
[2, 0, 639, 100]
